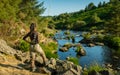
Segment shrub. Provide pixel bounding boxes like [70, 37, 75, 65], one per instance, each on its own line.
[76, 45, 82, 53]
[40, 42, 58, 59]
[48, 33, 55, 38]
[82, 32, 91, 40]
[67, 57, 79, 65]
[16, 39, 30, 52]
[104, 36, 120, 50]
[64, 30, 70, 35]
[71, 35, 75, 43]
[88, 62, 105, 72]
[95, 34, 104, 42]
[83, 62, 105, 75]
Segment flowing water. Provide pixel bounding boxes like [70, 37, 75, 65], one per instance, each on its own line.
[54, 30, 120, 68]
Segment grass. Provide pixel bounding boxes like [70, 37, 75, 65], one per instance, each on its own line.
[83, 62, 106, 75]
[40, 42, 58, 59]
[67, 57, 79, 65]
[88, 62, 105, 72]
[15, 39, 30, 52]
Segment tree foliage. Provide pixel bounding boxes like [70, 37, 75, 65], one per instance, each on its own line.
[105, 0, 120, 36]
[85, 2, 96, 11]
[19, 0, 45, 21]
[0, 0, 21, 21]
[52, 0, 120, 36]
[0, 0, 48, 41]
[89, 13, 101, 25]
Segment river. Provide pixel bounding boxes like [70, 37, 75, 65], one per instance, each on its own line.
[54, 30, 120, 68]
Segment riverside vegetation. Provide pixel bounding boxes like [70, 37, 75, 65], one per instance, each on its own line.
[0, 0, 120, 75]
[49, 0, 120, 48]
[49, 0, 120, 58]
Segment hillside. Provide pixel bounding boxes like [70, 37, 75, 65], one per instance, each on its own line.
[50, 0, 120, 36]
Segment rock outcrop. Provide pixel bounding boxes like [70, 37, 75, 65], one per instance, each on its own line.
[45, 58, 82, 75]
[0, 39, 83, 75]
[0, 39, 16, 55]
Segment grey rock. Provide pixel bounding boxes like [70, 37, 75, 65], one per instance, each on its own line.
[0, 39, 16, 55]
[88, 43, 95, 47]
[59, 47, 68, 52]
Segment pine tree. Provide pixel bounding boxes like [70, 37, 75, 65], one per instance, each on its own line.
[98, 2, 102, 7]
[19, 0, 45, 21]
[87, 2, 96, 10]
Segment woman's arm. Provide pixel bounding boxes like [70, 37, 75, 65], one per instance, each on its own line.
[23, 32, 31, 44]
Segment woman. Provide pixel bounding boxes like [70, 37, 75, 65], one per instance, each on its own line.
[23, 23, 47, 71]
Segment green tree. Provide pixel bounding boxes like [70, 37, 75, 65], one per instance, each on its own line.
[0, 0, 21, 22]
[73, 21, 86, 30]
[110, 0, 119, 3]
[19, 0, 45, 21]
[98, 2, 102, 7]
[89, 13, 101, 24]
[106, 1, 120, 36]
[87, 2, 96, 10]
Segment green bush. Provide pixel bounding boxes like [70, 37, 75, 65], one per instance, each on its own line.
[95, 34, 104, 42]
[64, 30, 70, 35]
[76, 45, 82, 53]
[40, 42, 58, 59]
[49, 33, 55, 38]
[67, 57, 79, 65]
[104, 36, 120, 50]
[17, 40, 30, 52]
[112, 37, 120, 49]
[82, 32, 91, 40]
[71, 35, 75, 43]
[83, 62, 105, 75]
[88, 62, 105, 72]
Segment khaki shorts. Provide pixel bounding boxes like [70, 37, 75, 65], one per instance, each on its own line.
[30, 44, 45, 59]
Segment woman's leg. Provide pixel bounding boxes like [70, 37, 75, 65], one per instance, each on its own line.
[35, 44, 48, 64]
[30, 45, 36, 71]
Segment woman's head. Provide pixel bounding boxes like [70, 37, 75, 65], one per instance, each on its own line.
[30, 23, 36, 31]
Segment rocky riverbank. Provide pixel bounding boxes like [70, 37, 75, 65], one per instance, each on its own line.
[0, 39, 82, 75]
[0, 39, 119, 75]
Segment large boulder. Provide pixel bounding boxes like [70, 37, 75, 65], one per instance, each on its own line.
[45, 58, 83, 75]
[88, 43, 95, 47]
[59, 47, 68, 52]
[0, 39, 16, 55]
